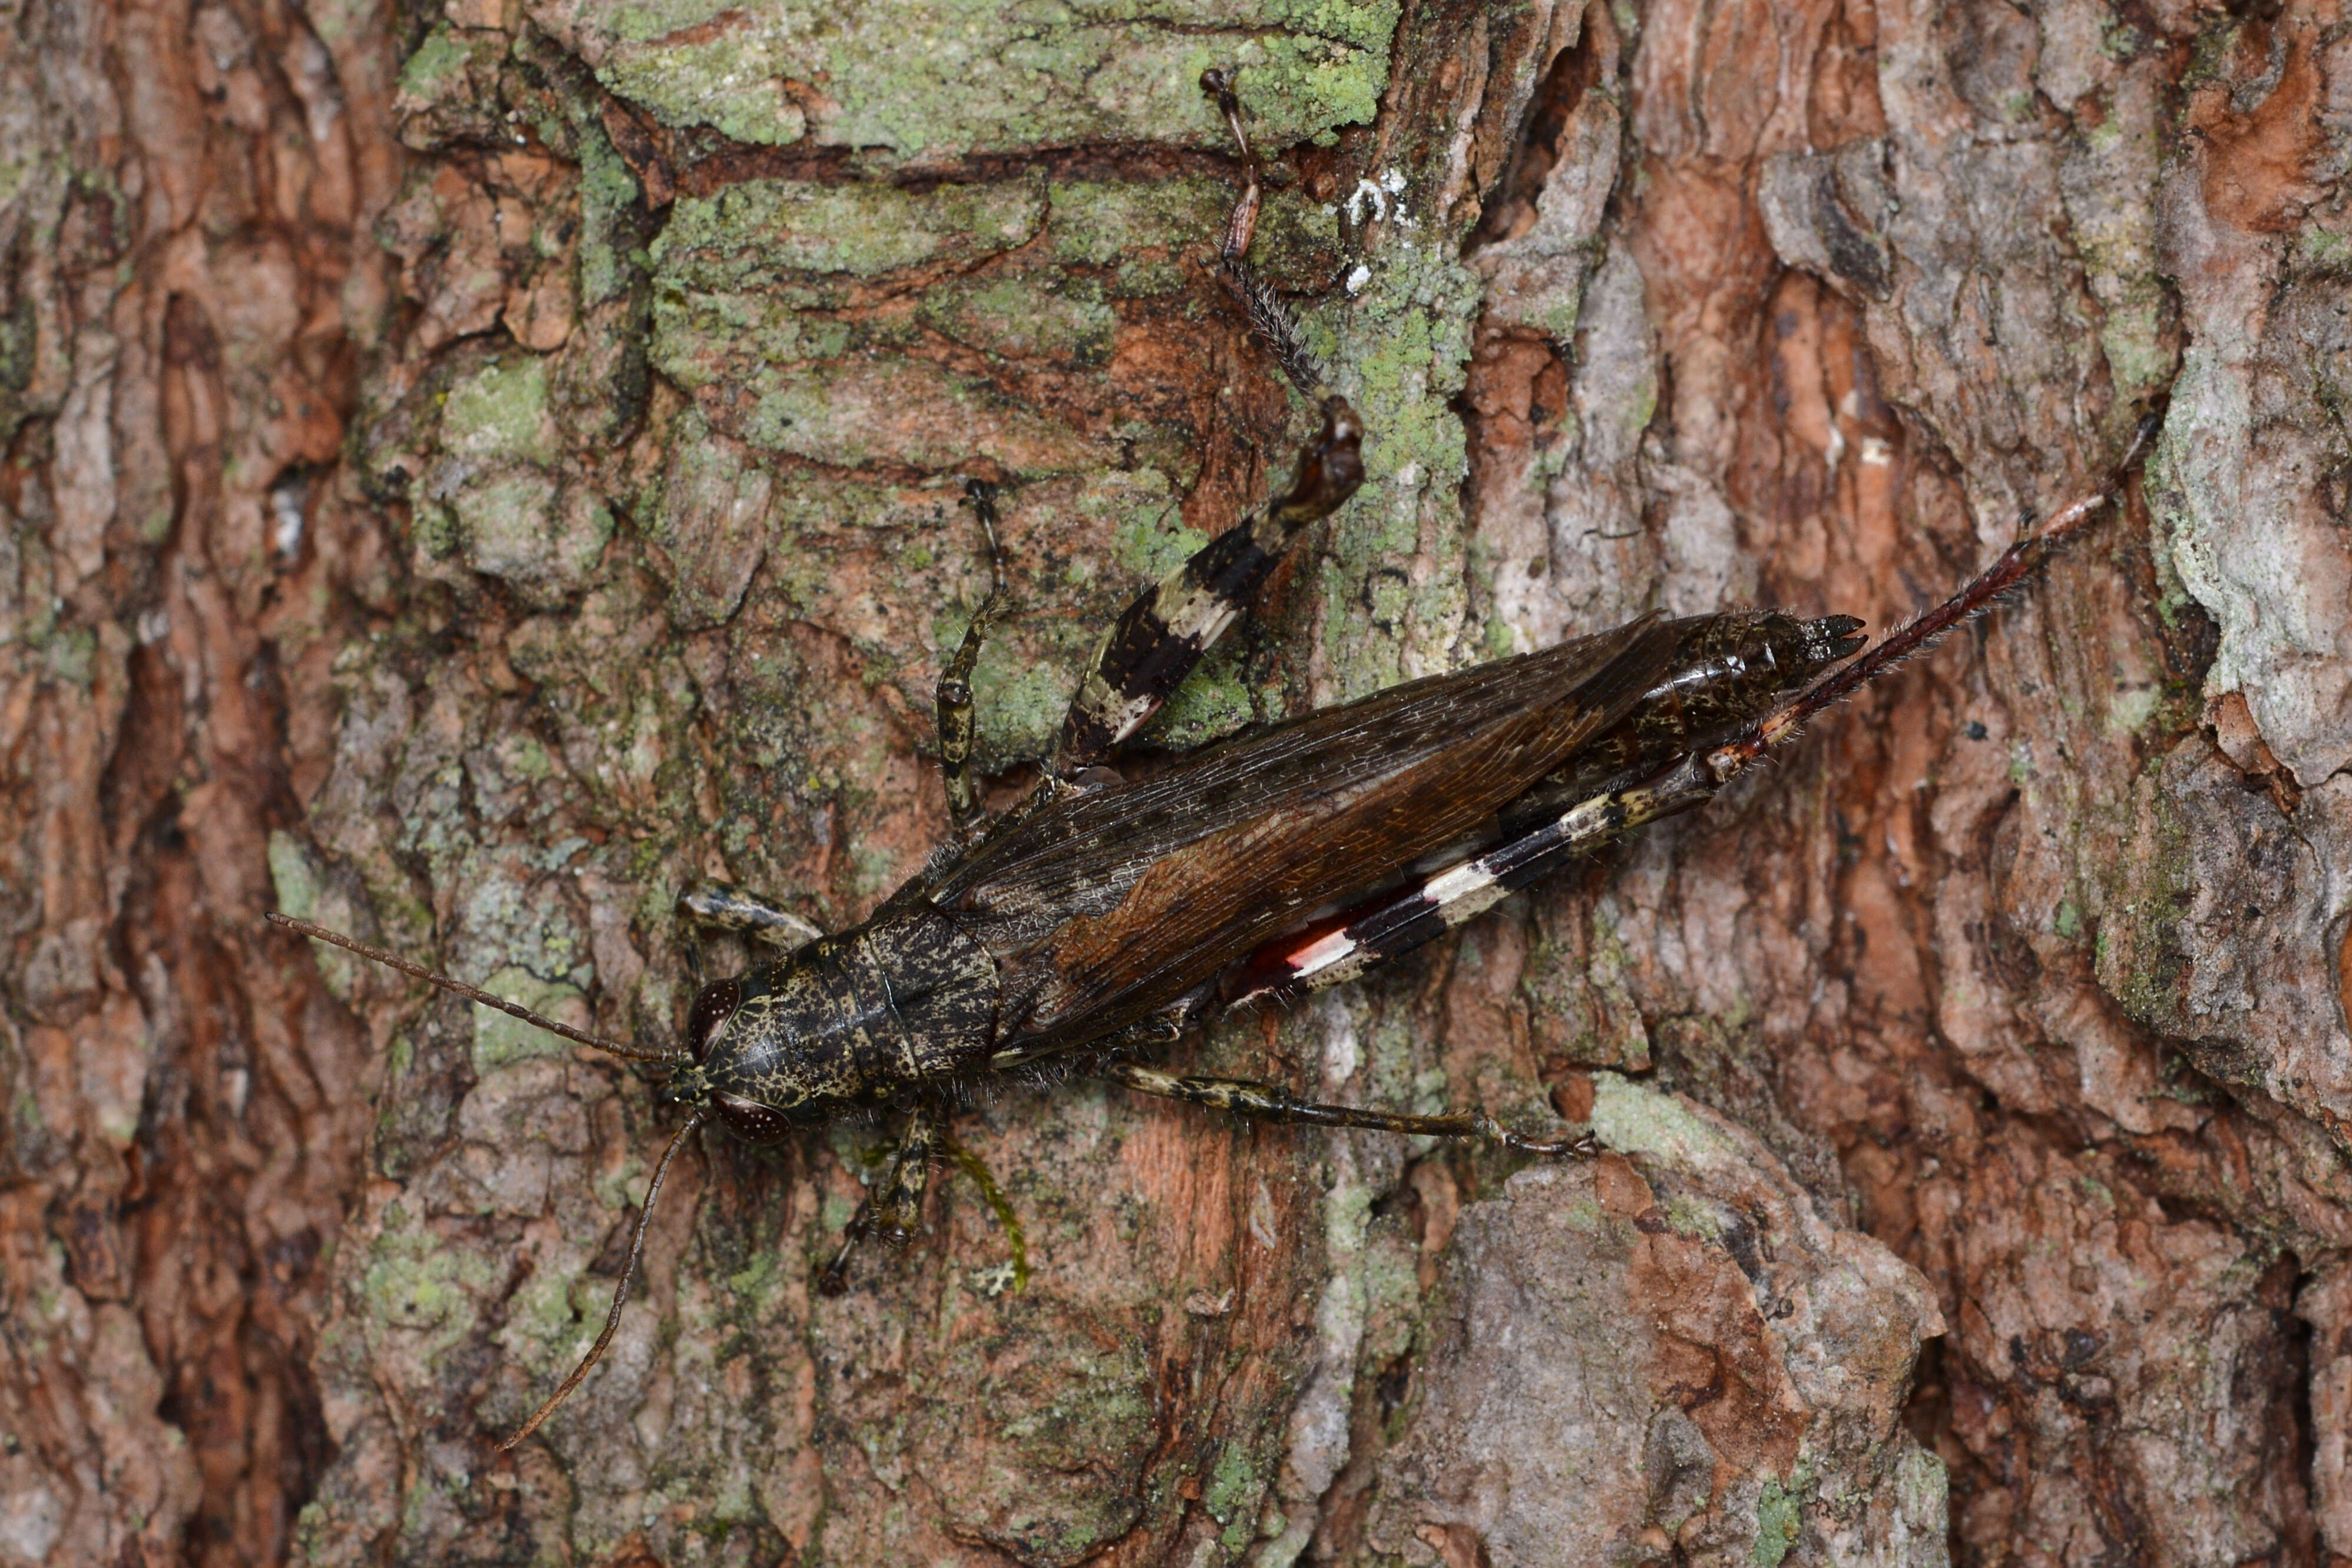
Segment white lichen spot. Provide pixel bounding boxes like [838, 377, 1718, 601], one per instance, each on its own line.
[1183, 1286, 1236, 1318]
[1320, 997, 1360, 1089]
[0, 1484, 64, 1562]
[1345, 263, 1371, 295]
[1860, 435, 1893, 466]
[270, 474, 307, 560]
[1344, 168, 1411, 227]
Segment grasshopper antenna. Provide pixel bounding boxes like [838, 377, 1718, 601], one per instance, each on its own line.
[269, 914, 703, 1446]
[498, 1107, 706, 1450]
[266, 912, 676, 1063]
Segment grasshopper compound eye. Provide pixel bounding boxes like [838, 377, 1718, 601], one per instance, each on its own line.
[686, 977, 742, 1062]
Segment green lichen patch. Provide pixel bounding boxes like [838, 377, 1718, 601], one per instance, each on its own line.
[735, 356, 1107, 475]
[575, 123, 643, 309]
[2092, 756, 2204, 1047]
[448, 864, 594, 989]
[914, 1311, 1157, 1564]
[395, 24, 506, 115]
[654, 178, 1048, 284]
[396, 25, 471, 102]
[1201, 1437, 1265, 1550]
[1752, 1474, 1804, 1566]
[471, 966, 590, 1071]
[44, 626, 98, 689]
[447, 470, 614, 601]
[438, 354, 557, 467]
[267, 830, 325, 924]
[651, 418, 778, 628]
[552, 0, 1398, 158]
[2104, 679, 2159, 736]
[360, 1222, 499, 1365]
[267, 832, 377, 1002]
[1329, 233, 1481, 500]
[497, 1239, 634, 1401]
[1106, 481, 1203, 580]
[919, 274, 1116, 363]
[649, 284, 838, 392]
[1589, 1073, 1741, 1167]
[1308, 227, 1484, 694]
[600, 34, 809, 146]
[969, 656, 1071, 768]
[1140, 648, 1258, 752]
[1047, 177, 1232, 273]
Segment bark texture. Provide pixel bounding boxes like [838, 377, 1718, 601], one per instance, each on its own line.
[4, 0, 2351, 1565]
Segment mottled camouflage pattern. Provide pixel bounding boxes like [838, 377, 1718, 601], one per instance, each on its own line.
[679, 604, 1873, 1134]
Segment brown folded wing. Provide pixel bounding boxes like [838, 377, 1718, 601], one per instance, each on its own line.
[927, 618, 1682, 1059]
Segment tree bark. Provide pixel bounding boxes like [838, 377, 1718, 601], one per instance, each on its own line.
[5, 1, 2350, 1565]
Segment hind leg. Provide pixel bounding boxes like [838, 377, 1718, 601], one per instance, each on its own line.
[1055, 71, 1364, 772]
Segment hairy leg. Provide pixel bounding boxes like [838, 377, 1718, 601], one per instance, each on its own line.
[1200, 67, 1328, 401]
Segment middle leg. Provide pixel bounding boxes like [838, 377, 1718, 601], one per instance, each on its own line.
[1053, 68, 1366, 772]
[1055, 401, 1363, 769]
[817, 1104, 944, 1295]
[1107, 1061, 1592, 1156]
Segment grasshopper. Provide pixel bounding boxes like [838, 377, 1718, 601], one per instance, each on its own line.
[272, 69, 2155, 1450]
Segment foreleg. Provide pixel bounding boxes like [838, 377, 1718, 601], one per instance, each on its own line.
[937, 479, 1011, 828]
[677, 884, 823, 948]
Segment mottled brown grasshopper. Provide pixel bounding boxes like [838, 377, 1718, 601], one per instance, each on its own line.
[273, 70, 2155, 1450]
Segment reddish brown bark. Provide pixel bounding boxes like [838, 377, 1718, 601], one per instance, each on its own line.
[5, 0, 2350, 1565]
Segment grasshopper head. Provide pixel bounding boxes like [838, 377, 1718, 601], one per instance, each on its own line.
[677, 972, 827, 1144]
[680, 945, 899, 1140]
